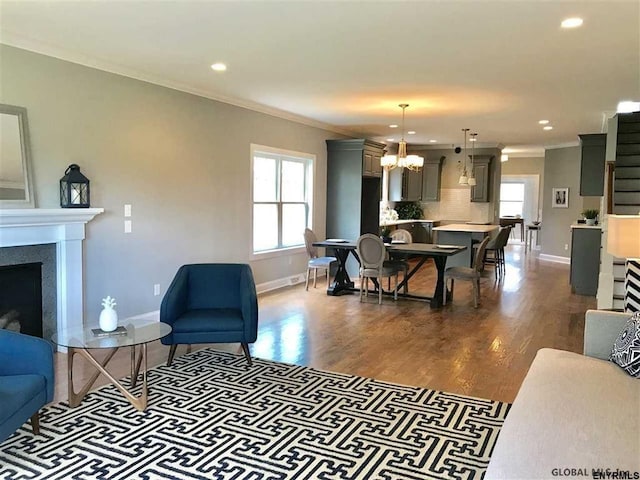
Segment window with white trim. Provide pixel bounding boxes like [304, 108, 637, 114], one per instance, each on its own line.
[500, 182, 525, 217]
[251, 145, 314, 255]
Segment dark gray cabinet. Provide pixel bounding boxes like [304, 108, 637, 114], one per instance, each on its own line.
[470, 155, 494, 203]
[579, 133, 606, 196]
[570, 226, 602, 296]
[422, 156, 444, 201]
[362, 145, 383, 177]
[389, 168, 423, 201]
[326, 139, 385, 241]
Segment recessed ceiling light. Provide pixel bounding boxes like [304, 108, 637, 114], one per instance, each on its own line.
[211, 63, 227, 72]
[561, 17, 583, 29]
[469, 137, 477, 142]
[538, 120, 549, 125]
[386, 138, 395, 142]
[407, 131, 416, 135]
[543, 125, 553, 130]
[429, 140, 437, 143]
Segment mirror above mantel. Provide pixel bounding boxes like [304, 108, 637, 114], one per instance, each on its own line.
[0, 104, 35, 208]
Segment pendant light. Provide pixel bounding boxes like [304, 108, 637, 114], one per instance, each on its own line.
[458, 128, 469, 185]
[468, 132, 477, 187]
[381, 104, 424, 171]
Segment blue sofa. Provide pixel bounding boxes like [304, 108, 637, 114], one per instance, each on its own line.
[0, 329, 54, 444]
[160, 263, 259, 366]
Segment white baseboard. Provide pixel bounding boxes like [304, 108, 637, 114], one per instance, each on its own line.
[126, 310, 160, 324]
[116, 274, 309, 332]
[538, 254, 570, 264]
[256, 272, 308, 294]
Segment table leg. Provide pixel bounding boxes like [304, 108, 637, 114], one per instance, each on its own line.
[68, 346, 149, 411]
[326, 247, 355, 295]
[430, 256, 448, 308]
[68, 347, 118, 408]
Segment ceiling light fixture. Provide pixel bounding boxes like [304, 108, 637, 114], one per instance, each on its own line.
[543, 125, 553, 130]
[211, 63, 227, 72]
[408, 131, 416, 135]
[380, 104, 424, 171]
[539, 120, 550, 125]
[430, 140, 437, 143]
[468, 133, 477, 187]
[389, 124, 398, 128]
[458, 128, 470, 185]
[561, 17, 583, 28]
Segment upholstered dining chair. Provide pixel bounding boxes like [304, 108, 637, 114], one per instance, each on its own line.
[356, 234, 400, 304]
[160, 263, 258, 366]
[303, 228, 337, 290]
[481, 226, 512, 280]
[387, 228, 413, 293]
[444, 235, 491, 308]
[0, 329, 54, 443]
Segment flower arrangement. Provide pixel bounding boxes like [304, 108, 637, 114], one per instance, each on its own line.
[582, 209, 599, 220]
[380, 206, 399, 226]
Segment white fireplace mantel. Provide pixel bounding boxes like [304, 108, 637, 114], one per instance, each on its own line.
[0, 208, 104, 335]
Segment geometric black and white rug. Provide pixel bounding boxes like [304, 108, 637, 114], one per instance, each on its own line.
[0, 349, 510, 479]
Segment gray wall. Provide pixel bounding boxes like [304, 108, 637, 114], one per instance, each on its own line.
[1, 45, 343, 320]
[541, 147, 583, 257]
[501, 155, 545, 200]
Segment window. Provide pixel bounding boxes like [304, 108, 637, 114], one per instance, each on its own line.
[500, 182, 525, 217]
[251, 145, 314, 255]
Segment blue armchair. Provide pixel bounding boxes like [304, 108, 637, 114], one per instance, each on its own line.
[0, 329, 54, 444]
[160, 263, 259, 366]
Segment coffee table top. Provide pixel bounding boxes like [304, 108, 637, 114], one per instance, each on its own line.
[51, 322, 171, 349]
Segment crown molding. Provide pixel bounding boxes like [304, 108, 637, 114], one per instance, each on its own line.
[0, 34, 357, 138]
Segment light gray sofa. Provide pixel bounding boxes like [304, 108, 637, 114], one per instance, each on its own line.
[486, 310, 640, 480]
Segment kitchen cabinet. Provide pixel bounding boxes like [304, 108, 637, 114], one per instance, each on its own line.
[389, 167, 423, 201]
[363, 147, 383, 177]
[570, 225, 602, 295]
[326, 139, 385, 241]
[422, 155, 444, 201]
[579, 134, 606, 196]
[470, 155, 494, 203]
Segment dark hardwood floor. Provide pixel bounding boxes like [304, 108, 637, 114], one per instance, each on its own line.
[53, 244, 595, 405]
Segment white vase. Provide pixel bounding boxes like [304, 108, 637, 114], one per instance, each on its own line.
[99, 307, 118, 332]
[586, 218, 596, 226]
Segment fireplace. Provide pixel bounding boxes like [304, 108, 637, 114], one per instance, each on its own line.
[0, 208, 103, 340]
[0, 263, 43, 337]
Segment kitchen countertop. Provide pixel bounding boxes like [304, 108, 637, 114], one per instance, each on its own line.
[432, 223, 499, 233]
[382, 219, 439, 226]
[571, 224, 602, 229]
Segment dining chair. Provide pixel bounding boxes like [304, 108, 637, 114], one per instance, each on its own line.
[482, 226, 512, 279]
[390, 229, 412, 244]
[356, 234, 400, 304]
[387, 228, 412, 293]
[444, 235, 491, 308]
[303, 228, 337, 290]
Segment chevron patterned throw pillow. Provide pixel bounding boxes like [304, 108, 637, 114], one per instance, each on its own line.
[610, 311, 640, 378]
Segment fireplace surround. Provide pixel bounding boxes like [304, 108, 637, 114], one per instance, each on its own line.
[0, 208, 103, 337]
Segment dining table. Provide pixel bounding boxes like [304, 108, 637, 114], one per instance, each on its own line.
[312, 239, 466, 308]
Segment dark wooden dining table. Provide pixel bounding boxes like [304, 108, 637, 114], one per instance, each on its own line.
[312, 240, 466, 308]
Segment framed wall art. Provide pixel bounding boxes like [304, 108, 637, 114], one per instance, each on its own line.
[552, 187, 569, 208]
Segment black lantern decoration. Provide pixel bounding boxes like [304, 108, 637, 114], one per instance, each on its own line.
[60, 164, 90, 208]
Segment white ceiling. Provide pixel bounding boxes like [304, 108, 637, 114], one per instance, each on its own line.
[1, 1, 639, 156]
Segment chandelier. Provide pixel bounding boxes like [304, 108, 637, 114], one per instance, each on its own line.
[381, 104, 424, 172]
[458, 129, 477, 186]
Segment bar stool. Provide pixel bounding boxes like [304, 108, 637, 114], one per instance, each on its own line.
[526, 223, 541, 252]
